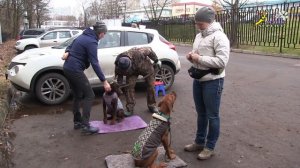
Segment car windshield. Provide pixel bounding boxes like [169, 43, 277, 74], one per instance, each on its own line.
[51, 34, 79, 49]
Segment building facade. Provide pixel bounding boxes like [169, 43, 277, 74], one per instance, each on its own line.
[41, 20, 79, 29]
[172, 1, 211, 17]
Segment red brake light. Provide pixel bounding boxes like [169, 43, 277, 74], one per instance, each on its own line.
[159, 36, 176, 51]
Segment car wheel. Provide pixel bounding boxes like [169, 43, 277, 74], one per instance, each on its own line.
[35, 73, 70, 105]
[25, 45, 37, 50]
[155, 64, 174, 90]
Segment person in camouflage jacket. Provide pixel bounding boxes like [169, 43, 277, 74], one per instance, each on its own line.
[114, 47, 161, 116]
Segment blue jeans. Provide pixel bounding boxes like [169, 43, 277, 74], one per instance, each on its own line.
[193, 78, 224, 150]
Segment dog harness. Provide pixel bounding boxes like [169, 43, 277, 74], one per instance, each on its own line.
[131, 112, 170, 160]
[103, 92, 123, 110]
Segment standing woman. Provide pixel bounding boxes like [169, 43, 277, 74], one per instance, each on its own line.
[184, 7, 230, 159]
[63, 21, 111, 134]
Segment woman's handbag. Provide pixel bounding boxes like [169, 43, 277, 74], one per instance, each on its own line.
[188, 67, 223, 79]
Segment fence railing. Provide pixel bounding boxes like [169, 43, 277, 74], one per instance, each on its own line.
[132, 1, 300, 52]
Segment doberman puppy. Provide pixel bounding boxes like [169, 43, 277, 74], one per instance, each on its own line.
[102, 82, 124, 125]
[131, 91, 177, 168]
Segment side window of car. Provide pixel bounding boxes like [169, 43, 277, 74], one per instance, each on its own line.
[127, 32, 148, 46]
[58, 31, 71, 39]
[72, 31, 79, 35]
[43, 32, 57, 40]
[24, 30, 34, 35]
[34, 30, 44, 35]
[98, 31, 121, 49]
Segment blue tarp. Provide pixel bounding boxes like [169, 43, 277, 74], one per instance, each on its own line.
[125, 15, 143, 23]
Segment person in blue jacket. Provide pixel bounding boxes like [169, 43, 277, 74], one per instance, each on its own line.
[63, 21, 111, 134]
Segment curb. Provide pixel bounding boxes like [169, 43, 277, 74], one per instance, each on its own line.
[173, 43, 300, 59]
[231, 49, 300, 59]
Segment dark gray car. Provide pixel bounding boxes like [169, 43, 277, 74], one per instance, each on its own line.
[17, 28, 45, 40]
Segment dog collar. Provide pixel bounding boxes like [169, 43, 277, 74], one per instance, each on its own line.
[152, 111, 171, 122]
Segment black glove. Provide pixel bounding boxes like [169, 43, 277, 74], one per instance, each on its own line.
[153, 60, 162, 69]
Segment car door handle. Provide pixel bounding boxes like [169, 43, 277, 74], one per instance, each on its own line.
[53, 41, 57, 42]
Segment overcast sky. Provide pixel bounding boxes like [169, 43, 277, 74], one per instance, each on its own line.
[48, 0, 284, 16]
[49, 0, 275, 8]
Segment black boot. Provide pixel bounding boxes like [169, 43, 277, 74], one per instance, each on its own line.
[81, 125, 99, 134]
[148, 106, 159, 113]
[74, 122, 84, 130]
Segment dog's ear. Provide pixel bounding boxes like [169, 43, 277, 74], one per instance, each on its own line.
[158, 100, 162, 107]
[165, 99, 173, 114]
[171, 91, 177, 98]
[159, 95, 174, 115]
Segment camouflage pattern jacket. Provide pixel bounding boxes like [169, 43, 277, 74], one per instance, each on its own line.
[114, 47, 159, 78]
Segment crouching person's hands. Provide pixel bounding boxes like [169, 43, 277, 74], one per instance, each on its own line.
[153, 60, 162, 70]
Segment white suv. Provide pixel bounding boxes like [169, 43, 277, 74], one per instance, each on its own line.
[7, 27, 181, 105]
[15, 29, 82, 52]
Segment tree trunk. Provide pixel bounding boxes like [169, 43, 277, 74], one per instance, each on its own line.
[230, 3, 239, 47]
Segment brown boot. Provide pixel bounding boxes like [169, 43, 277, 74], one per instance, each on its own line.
[184, 143, 204, 152]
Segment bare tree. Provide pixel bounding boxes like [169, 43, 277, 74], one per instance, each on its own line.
[215, 0, 249, 47]
[80, 0, 126, 24]
[0, 0, 23, 38]
[77, 0, 91, 27]
[34, 0, 50, 28]
[143, 0, 172, 25]
[89, 0, 103, 21]
[212, 0, 223, 12]
[22, 0, 50, 28]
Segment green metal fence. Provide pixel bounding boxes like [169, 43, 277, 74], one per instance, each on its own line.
[137, 1, 300, 53]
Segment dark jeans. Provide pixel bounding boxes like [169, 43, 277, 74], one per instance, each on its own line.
[193, 78, 224, 150]
[64, 68, 95, 126]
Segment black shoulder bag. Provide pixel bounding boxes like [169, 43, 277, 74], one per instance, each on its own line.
[188, 35, 223, 79]
[188, 67, 221, 79]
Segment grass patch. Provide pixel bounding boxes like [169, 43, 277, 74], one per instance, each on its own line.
[238, 45, 300, 56]
[0, 40, 16, 126]
[0, 40, 16, 168]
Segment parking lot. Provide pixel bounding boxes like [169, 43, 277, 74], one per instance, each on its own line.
[10, 46, 300, 168]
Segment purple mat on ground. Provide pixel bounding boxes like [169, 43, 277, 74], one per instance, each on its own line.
[90, 115, 147, 134]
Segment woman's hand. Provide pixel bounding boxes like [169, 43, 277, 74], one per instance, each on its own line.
[61, 52, 69, 60]
[103, 80, 111, 92]
[190, 53, 201, 63]
[186, 52, 201, 63]
[186, 52, 193, 63]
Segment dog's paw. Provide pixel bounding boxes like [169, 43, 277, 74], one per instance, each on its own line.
[158, 162, 168, 168]
[110, 121, 115, 125]
[103, 119, 108, 124]
[169, 149, 175, 154]
[169, 153, 176, 160]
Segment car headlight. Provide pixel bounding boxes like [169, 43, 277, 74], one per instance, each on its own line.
[8, 62, 26, 70]
[16, 41, 21, 46]
[7, 63, 26, 77]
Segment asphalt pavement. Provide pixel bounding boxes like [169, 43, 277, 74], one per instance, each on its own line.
[10, 46, 300, 168]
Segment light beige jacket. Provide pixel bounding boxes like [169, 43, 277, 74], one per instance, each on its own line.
[192, 21, 230, 81]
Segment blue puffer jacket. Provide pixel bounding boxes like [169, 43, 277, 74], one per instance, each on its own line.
[63, 28, 106, 82]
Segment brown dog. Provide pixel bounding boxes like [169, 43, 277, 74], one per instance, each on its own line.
[102, 83, 125, 125]
[131, 91, 177, 168]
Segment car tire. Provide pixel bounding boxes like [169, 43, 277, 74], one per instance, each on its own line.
[35, 73, 70, 105]
[25, 45, 37, 50]
[155, 64, 175, 90]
